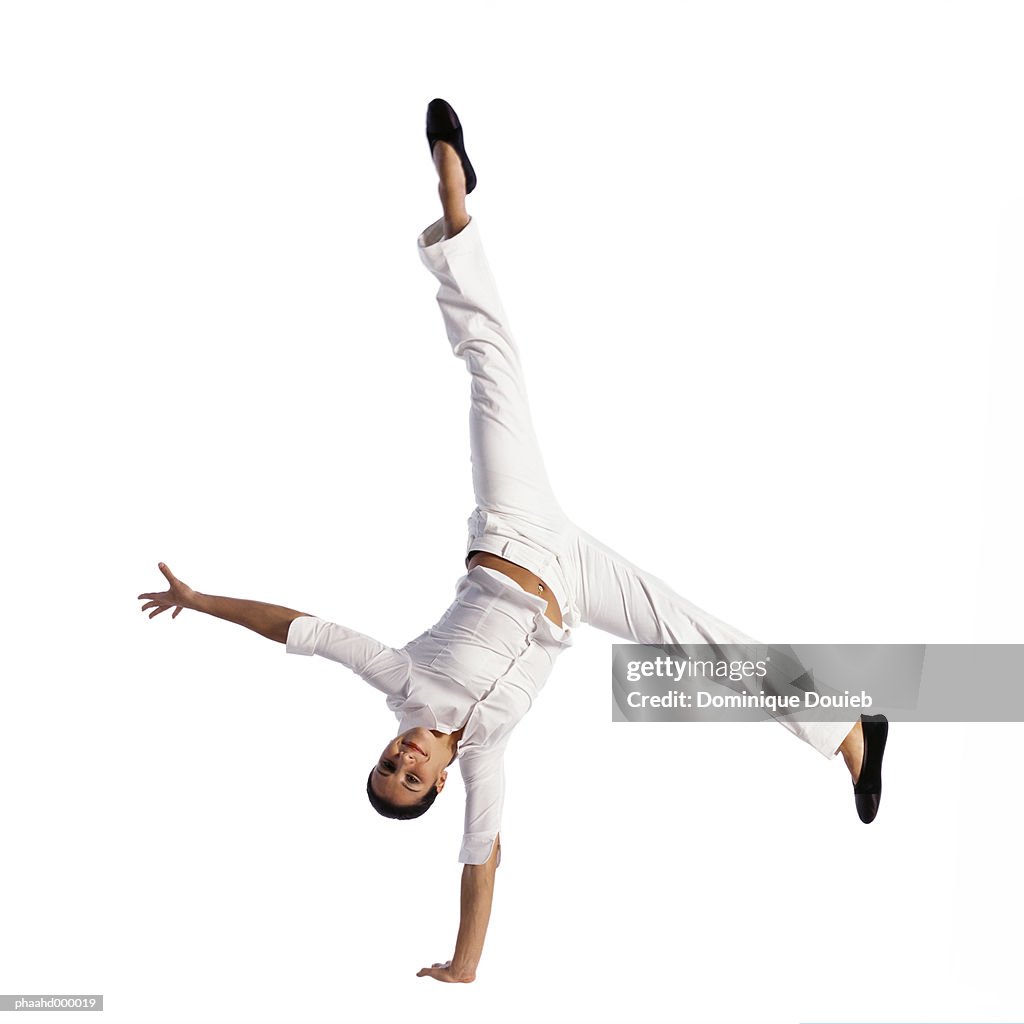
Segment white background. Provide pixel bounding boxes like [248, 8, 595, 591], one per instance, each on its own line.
[2, 2, 1022, 1022]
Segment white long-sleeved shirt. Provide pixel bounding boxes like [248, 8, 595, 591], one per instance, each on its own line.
[285, 565, 574, 863]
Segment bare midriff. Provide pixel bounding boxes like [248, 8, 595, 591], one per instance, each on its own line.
[466, 550, 563, 629]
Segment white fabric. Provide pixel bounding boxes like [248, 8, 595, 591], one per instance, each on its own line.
[287, 563, 568, 864]
[285, 214, 857, 865]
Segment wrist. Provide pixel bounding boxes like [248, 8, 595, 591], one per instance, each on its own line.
[448, 959, 477, 982]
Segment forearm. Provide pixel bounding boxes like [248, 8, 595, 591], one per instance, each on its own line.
[192, 592, 312, 644]
[450, 859, 498, 980]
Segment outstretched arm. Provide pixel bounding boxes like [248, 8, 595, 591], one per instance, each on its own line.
[138, 562, 311, 644]
[417, 834, 501, 984]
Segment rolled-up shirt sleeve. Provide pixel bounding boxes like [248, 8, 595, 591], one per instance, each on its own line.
[285, 615, 410, 698]
[458, 744, 505, 864]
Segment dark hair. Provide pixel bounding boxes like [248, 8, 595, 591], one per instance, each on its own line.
[366, 768, 440, 820]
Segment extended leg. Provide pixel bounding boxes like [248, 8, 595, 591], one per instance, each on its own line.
[567, 523, 861, 768]
[418, 143, 566, 533]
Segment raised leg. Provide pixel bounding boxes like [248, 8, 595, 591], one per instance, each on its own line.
[417, 148, 566, 533]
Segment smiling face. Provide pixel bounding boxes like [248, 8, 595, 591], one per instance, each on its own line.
[369, 727, 450, 808]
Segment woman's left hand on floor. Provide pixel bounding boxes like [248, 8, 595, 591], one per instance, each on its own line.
[416, 960, 475, 984]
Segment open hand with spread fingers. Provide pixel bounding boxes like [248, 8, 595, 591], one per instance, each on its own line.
[138, 562, 198, 620]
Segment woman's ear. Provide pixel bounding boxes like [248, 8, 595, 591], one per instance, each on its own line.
[436, 769, 448, 793]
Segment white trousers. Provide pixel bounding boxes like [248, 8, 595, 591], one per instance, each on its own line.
[417, 215, 855, 759]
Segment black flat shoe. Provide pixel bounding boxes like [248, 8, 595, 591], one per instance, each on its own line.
[426, 97, 477, 195]
[854, 713, 888, 823]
